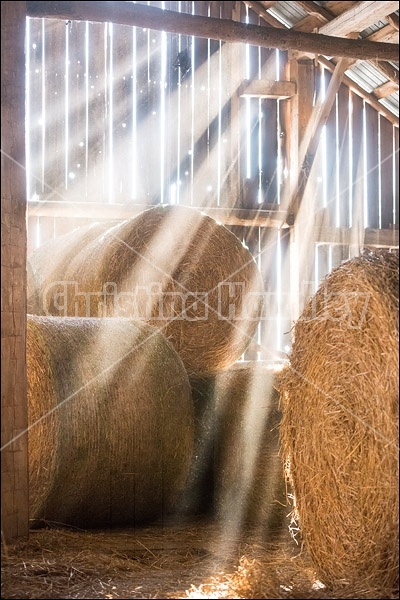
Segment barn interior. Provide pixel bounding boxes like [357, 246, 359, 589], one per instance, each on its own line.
[1, 2, 399, 599]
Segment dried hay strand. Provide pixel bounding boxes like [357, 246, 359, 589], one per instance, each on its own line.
[27, 315, 194, 529]
[31, 205, 265, 374]
[280, 249, 399, 593]
[178, 363, 288, 536]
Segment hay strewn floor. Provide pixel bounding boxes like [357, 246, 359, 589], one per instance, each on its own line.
[2, 518, 398, 599]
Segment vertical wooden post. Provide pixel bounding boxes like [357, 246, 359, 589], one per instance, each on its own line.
[1, 1, 29, 542]
[283, 54, 316, 323]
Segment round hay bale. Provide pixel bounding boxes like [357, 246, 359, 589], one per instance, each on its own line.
[27, 315, 194, 528]
[33, 205, 265, 374]
[177, 362, 288, 537]
[29, 221, 117, 315]
[280, 249, 399, 591]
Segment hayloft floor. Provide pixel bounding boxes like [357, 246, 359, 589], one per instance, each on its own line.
[2, 517, 397, 599]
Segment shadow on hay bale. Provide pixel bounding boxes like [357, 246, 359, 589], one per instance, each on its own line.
[27, 315, 194, 529]
[29, 205, 265, 374]
[281, 249, 399, 593]
[175, 362, 289, 539]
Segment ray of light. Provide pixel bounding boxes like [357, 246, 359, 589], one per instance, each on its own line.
[64, 19, 69, 190]
[25, 17, 32, 202]
[363, 100, 369, 228]
[107, 22, 114, 203]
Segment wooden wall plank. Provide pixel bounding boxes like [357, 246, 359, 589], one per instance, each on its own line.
[380, 116, 395, 229]
[337, 83, 350, 227]
[54, 19, 87, 237]
[365, 102, 379, 229]
[44, 19, 68, 199]
[350, 92, 365, 234]
[26, 17, 45, 200]
[324, 71, 337, 227]
[86, 21, 107, 202]
[190, 0, 212, 206]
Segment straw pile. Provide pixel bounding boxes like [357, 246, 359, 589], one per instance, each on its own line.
[29, 205, 265, 374]
[27, 315, 194, 528]
[280, 249, 399, 593]
[178, 363, 288, 536]
[3, 521, 398, 599]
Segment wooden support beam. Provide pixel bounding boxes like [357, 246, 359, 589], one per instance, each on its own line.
[258, 1, 279, 10]
[242, 1, 285, 28]
[371, 59, 399, 86]
[239, 79, 296, 99]
[27, 201, 289, 228]
[288, 57, 353, 220]
[315, 226, 399, 247]
[319, 56, 399, 125]
[318, 1, 399, 36]
[294, 1, 334, 21]
[386, 12, 399, 31]
[373, 79, 399, 99]
[25, 1, 399, 61]
[365, 23, 399, 43]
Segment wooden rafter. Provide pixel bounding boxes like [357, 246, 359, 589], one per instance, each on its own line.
[257, 1, 278, 10]
[386, 12, 399, 31]
[324, 1, 359, 16]
[372, 60, 399, 85]
[365, 23, 399, 43]
[27, 201, 288, 228]
[241, 0, 285, 28]
[294, 1, 334, 21]
[26, 1, 398, 61]
[318, 1, 399, 36]
[373, 79, 399, 98]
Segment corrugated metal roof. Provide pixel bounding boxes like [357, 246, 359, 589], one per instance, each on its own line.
[362, 19, 391, 37]
[346, 62, 390, 92]
[380, 92, 399, 118]
[267, 1, 308, 27]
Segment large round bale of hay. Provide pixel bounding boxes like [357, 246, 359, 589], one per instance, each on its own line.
[29, 221, 117, 316]
[281, 250, 399, 592]
[177, 362, 288, 536]
[33, 205, 265, 374]
[27, 315, 194, 529]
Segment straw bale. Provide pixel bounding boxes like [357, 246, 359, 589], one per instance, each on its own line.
[27, 315, 194, 528]
[178, 363, 288, 537]
[30, 205, 265, 374]
[280, 249, 399, 593]
[28, 221, 116, 315]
